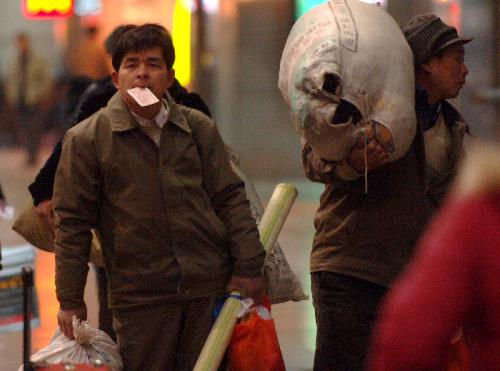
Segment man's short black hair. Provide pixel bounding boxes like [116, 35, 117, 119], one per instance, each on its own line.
[104, 24, 137, 55]
[111, 23, 175, 71]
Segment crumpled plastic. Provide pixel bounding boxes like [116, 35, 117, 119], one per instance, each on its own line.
[279, 0, 416, 163]
[19, 317, 123, 371]
[227, 146, 308, 304]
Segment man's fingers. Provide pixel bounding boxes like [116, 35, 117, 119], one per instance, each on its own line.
[59, 321, 73, 340]
[36, 210, 55, 232]
[378, 151, 389, 164]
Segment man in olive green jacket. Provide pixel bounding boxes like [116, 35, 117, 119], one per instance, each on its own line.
[53, 24, 265, 371]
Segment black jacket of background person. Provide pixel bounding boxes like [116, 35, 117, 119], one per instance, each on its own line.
[28, 78, 211, 205]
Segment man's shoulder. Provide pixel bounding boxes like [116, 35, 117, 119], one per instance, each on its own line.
[66, 107, 112, 139]
[173, 102, 215, 133]
[175, 102, 211, 120]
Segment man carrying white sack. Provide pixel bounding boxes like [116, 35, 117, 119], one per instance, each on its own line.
[53, 24, 265, 371]
[279, 2, 471, 370]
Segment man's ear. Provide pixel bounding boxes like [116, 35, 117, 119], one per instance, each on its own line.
[166, 69, 175, 89]
[111, 70, 119, 88]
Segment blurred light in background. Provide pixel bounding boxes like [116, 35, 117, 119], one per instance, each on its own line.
[202, 0, 219, 14]
[173, 0, 192, 86]
[22, 0, 73, 19]
[295, 0, 386, 20]
[295, 0, 326, 19]
[74, 0, 102, 16]
[448, 1, 461, 31]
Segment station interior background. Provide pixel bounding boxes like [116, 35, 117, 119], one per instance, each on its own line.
[0, 0, 498, 370]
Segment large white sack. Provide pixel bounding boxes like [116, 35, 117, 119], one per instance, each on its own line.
[279, 0, 416, 163]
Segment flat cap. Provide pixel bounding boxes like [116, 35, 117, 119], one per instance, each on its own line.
[403, 14, 472, 65]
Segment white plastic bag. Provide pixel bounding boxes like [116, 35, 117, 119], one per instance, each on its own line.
[19, 317, 123, 371]
[279, 0, 416, 163]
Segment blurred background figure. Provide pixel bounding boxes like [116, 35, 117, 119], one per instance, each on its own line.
[5, 32, 52, 166]
[368, 142, 500, 371]
[0, 183, 5, 213]
[67, 25, 111, 81]
[0, 182, 5, 267]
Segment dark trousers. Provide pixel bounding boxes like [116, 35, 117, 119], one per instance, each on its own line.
[94, 265, 115, 340]
[113, 296, 217, 371]
[311, 271, 387, 371]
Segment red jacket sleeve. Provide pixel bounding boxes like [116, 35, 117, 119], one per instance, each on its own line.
[368, 195, 485, 370]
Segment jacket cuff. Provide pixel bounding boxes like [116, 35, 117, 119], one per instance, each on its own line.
[232, 253, 265, 277]
[332, 159, 363, 181]
[58, 299, 85, 310]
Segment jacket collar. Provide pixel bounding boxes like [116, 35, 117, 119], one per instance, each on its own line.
[440, 99, 469, 131]
[415, 87, 442, 131]
[107, 91, 192, 134]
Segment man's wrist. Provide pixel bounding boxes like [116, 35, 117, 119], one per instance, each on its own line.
[232, 272, 263, 279]
[59, 300, 85, 311]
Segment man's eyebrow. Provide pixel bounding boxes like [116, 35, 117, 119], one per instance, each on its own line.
[147, 56, 164, 63]
[123, 56, 139, 62]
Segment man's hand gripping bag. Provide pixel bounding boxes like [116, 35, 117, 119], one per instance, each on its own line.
[279, 0, 416, 163]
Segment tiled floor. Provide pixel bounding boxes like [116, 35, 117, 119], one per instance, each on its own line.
[0, 145, 322, 370]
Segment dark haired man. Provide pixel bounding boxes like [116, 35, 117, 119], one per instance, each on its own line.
[28, 24, 211, 341]
[53, 24, 265, 370]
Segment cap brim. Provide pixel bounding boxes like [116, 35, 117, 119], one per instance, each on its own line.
[438, 37, 473, 52]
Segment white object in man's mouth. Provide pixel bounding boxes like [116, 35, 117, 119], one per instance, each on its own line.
[127, 87, 160, 107]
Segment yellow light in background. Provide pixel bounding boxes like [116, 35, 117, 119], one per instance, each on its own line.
[27, 0, 72, 13]
[23, 0, 73, 18]
[172, 0, 192, 87]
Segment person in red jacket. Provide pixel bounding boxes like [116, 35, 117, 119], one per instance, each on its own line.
[368, 143, 500, 370]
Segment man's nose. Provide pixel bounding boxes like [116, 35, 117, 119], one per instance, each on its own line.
[137, 64, 149, 78]
[462, 63, 469, 77]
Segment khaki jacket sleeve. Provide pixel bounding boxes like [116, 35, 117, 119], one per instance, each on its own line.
[53, 125, 102, 309]
[189, 111, 265, 277]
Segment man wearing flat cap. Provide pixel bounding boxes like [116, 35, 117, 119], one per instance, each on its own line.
[403, 14, 472, 206]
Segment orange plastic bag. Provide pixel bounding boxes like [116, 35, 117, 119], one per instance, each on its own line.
[226, 299, 286, 371]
